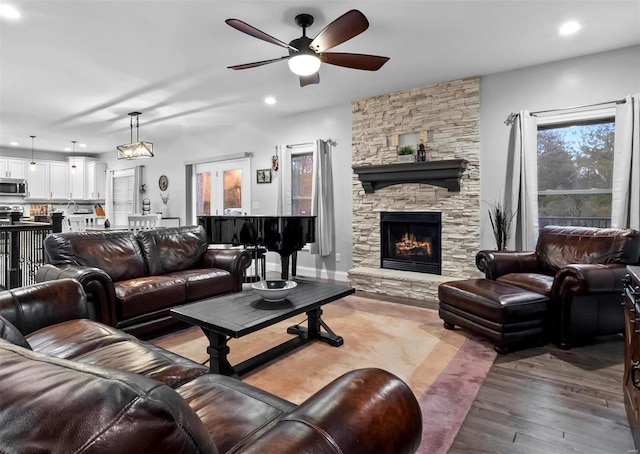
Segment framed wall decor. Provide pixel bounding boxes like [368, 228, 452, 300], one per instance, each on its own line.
[256, 168, 272, 184]
[158, 175, 169, 191]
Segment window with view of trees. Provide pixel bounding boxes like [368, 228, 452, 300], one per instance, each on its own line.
[291, 151, 313, 215]
[537, 118, 615, 229]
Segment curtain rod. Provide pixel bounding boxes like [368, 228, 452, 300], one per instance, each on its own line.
[504, 97, 627, 125]
[286, 138, 338, 148]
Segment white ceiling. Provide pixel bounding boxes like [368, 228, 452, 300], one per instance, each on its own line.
[1, 0, 639, 155]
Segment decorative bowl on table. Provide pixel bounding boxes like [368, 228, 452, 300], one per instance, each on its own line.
[251, 280, 297, 302]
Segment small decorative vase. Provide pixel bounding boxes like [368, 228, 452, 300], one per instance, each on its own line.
[161, 204, 168, 218]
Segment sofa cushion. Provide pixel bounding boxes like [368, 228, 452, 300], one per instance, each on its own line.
[115, 275, 187, 320]
[26, 319, 208, 388]
[44, 231, 147, 282]
[497, 273, 555, 297]
[176, 373, 295, 454]
[168, 268, 235, 301]
[0, 341, 218, 453]
[0, 315, 31, 349]
[137, 225, 209, 276]
[536, 226, 640, 274]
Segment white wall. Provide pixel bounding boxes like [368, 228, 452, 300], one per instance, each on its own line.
[100, 103, 353, 280]
[479, 45, 640, 248]
[97, 44, 640, 277]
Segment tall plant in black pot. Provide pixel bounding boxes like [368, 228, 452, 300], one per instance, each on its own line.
[487, 201, 515, 250]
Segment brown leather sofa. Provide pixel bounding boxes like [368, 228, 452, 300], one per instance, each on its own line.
[36, 225, 251, 337]
[476, 225, 640, 349]
[0, 279, 423, 453]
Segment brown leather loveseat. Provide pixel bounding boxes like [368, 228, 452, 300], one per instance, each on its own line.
[0, 279, 423, 453]
[476, 225, 640, 348]
[36, 225, 251, 337]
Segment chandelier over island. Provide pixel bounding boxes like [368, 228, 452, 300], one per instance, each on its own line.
[116, 111, 154, 160]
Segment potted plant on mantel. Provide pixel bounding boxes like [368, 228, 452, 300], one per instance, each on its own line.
[397, 145, 415, 163]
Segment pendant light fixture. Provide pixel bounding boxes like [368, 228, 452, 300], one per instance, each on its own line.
[116, 111, 154, 159]
[29, 135, 36, 171]
[70, 140, 77, 174]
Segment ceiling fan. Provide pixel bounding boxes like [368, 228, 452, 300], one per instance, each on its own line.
[225, 9, 390, 87]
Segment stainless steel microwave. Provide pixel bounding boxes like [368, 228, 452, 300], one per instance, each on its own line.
[0, 178, 27, 195]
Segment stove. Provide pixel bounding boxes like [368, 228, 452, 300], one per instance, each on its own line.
[0, 205, 23, 221]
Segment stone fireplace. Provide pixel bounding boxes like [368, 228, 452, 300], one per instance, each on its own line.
[348, 77, 481, 306]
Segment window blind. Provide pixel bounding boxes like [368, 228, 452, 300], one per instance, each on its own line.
[112, 169, 135, 226]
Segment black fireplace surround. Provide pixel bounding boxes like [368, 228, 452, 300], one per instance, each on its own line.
[380, 212, 441, 275]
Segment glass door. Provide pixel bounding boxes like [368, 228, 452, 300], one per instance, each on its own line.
[195, 158, 251, 217]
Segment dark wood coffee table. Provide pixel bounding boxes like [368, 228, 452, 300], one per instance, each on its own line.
[170, 279, 355, 377]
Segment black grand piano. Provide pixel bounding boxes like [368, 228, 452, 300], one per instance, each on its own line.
[198, 215, 316, 280]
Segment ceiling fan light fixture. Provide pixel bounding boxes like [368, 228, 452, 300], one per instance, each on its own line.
[288, 54, 321, 76]
[117, 111, 154, 160]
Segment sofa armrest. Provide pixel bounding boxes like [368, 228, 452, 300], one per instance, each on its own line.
[36, 264, 116, 325]
[200, 248, 252, 292]
[552, 263, 628, 299]
[476, 250, 541, 280]
[0, 279, 90, 335]
[237, 368, 422, 454]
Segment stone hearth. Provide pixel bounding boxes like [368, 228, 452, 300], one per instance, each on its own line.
[349, 77, 481, 306]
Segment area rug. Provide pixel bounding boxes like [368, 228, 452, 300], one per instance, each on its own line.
[151, 294, 497, 453]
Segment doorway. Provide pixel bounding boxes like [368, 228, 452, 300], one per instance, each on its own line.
[194, 158, 251, 217]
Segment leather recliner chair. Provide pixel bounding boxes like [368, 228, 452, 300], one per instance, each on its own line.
[476, 225, 640, 349]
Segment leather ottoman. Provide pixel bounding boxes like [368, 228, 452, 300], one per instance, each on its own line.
[438, 279, 549, 354]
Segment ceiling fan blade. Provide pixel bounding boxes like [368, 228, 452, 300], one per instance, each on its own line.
[226, 19, 298, 51]
[310, 10, 369, 53]
[227, 56, 289, 70]
[320, 53, 389, 71]
[300, 73, 320, 87]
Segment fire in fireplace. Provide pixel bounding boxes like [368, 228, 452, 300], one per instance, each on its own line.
[380, 212, 441, 274]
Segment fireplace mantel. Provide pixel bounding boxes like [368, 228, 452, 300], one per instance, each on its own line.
[352, 159, 468, 193]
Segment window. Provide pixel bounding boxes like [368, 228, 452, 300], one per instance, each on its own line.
[291, 151, 313, 215]
[110, 168, 136, 226]
[537, 118, 615, 228]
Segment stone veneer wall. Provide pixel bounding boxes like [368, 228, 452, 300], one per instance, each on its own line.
[349, 77, 481, 306]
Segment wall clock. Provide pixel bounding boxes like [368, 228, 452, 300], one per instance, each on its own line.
[159, 175, 169, 191]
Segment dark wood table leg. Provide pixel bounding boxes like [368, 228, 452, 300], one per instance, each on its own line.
[287, 308, 344, 347]
[202, 329, 238, 377]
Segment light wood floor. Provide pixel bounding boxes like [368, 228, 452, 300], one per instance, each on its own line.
[355, 288, 634, 453]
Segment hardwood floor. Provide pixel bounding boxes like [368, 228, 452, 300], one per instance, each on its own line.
[449, 335, 634, 453]
[279, 274, 634, 452]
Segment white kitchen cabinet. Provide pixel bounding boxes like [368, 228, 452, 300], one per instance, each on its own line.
[86, 161, 107, 199]
[26, 162, 48, 198]
[49, 161, 69, 199]
[68, 157, 87, 199]
[0, 157, 26, 179]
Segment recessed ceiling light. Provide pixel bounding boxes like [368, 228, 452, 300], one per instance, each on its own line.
[559, 21, 580, 36]
[10, 141, 18, 146]
[264, 96, 276, 105]
[0, 5, 21, 20]
[79, 143, 87, 148]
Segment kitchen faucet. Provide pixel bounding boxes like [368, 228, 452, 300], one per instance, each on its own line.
[66, 200, 77, 213]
